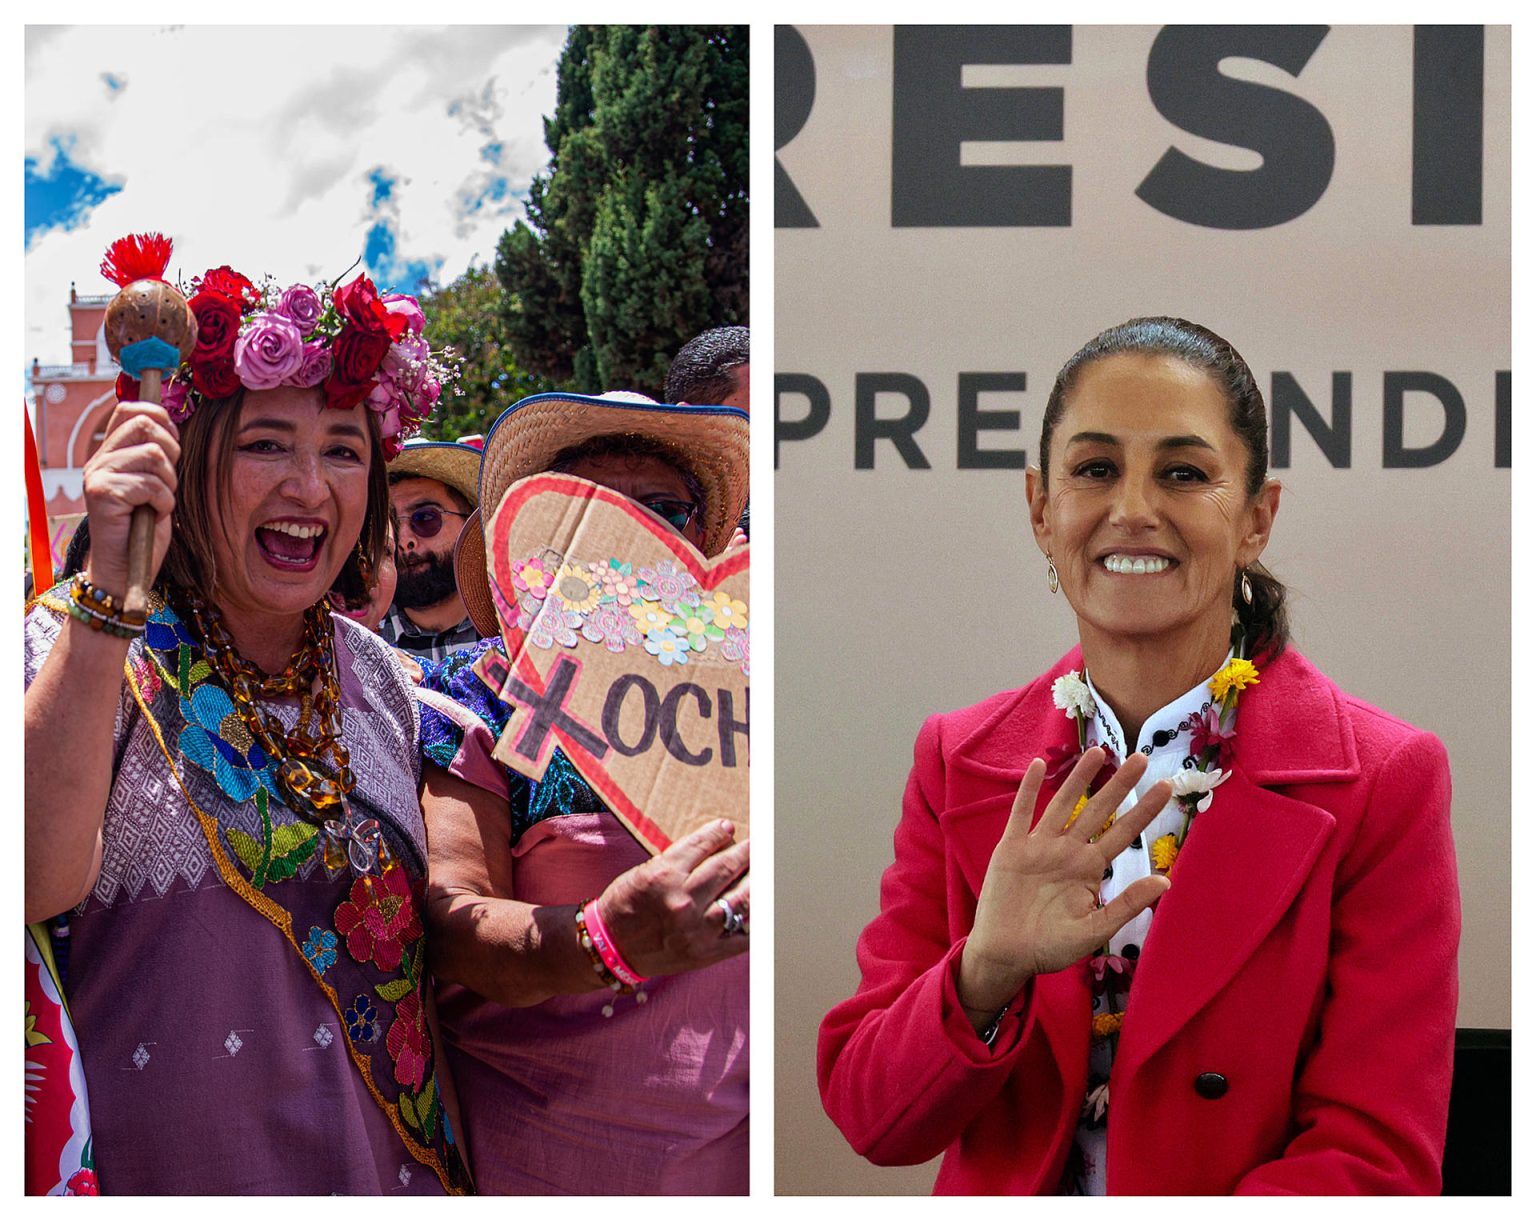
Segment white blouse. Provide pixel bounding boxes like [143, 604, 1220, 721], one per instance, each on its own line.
[1066, 657, 1234, 1195]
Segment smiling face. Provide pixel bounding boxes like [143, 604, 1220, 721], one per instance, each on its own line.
[209, 385, 372, 631]
[1028, 352, 1279, 660]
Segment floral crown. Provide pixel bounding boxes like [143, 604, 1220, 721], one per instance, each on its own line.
[103, 233, 457, 458]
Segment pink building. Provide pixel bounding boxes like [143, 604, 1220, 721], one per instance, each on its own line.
[29, 285, 118, 572]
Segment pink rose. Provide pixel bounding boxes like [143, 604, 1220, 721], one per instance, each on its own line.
[366, 380, 396, 413]
[233, 312, 305, 390]
[376, 404, 402, 442]
[382, 335, 429, 390]
[289, 340, 332, 388]
[275, 283, 323, 333]
[418, 375, 441, 409]
[381, 292, 425, 336]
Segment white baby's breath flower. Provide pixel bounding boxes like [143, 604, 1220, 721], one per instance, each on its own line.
[1169, 767, 1230, 813]
[1051, 671, 1096, 720]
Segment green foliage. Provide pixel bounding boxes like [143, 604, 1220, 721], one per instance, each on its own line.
[418, 266, 554, 441]
[496, 25, 748, 396]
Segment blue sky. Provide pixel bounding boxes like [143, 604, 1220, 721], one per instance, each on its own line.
[24, 25, 566, 370]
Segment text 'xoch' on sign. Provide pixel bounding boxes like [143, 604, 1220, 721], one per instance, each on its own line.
[476, 474, 750, 857]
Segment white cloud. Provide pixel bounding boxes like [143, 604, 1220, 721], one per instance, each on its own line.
[24, 24, 566, 367]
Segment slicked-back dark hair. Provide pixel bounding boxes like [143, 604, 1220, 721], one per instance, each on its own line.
[1039, 316, 1288, 659]
[663, 326, 749, 405]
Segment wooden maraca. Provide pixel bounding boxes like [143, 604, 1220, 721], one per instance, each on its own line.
[99, 233, 198, 618]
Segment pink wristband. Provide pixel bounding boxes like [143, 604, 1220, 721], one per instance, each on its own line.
[581, 899, 647, 987]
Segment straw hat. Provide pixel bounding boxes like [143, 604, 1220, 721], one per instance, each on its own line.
[387, 439, 483, 508]
[455, 390, 750, 639]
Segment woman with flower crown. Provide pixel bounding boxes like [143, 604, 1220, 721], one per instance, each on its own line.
[24, 236, 470, 1193]
[818, 317, 1459, 1195]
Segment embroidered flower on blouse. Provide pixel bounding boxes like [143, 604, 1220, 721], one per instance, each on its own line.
[175, 682, 273, 804]
[1169, 766, 1230, 814]
[1210, 657, 1261, 703]
[1052, 671, 1096, 721]
[1150, 833, 1180, 872]
[345, 994, 381, 1044]
[334, 865, 423, 973]
[302, 926, 339, 974]
[386, 989, 431, 1091]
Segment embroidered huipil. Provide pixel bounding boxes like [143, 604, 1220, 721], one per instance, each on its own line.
[23, 589, 469, 1195]
[1065, 659, 1233, 1196]
[417, 637, 749, 1195]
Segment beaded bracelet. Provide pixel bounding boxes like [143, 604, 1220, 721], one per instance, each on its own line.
[581, 898, 648, 987]
[67, 574, 146, 638]
[573, 901, 635, 995]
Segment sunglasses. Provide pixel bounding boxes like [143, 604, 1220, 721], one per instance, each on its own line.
[639, 498, 698, 532]
[401, 505, 470, 540]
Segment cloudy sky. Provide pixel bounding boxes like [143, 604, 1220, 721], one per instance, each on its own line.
[24, 24, 567, 372]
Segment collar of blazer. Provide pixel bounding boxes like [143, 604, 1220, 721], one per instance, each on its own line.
[944, 644, 1359, 1075]
[948, 644, 1361, 786]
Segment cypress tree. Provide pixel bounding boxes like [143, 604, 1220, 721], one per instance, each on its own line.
[496, 25, 748, 395]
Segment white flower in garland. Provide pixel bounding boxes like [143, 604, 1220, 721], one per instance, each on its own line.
[1052, 671, 1097, 721]
[1169, 766, 1230, 813]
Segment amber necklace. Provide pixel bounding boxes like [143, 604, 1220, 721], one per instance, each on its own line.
[179, 589, 388, 878]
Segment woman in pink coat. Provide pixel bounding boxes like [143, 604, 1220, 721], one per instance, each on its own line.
[818, 317, 1459, 1195]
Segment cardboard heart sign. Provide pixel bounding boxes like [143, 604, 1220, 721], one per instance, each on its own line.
[478, 473, 749, 855]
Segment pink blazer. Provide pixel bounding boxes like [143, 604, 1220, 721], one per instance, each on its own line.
[818, 647, 1459, 1195]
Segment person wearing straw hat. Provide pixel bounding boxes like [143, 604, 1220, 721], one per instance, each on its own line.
[414, 390, 751, 1194]
[379, 438, 483, 662]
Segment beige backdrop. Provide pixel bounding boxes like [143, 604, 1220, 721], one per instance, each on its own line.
[772, 24, 1510, 1195]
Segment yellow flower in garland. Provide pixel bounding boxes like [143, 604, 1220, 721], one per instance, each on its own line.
[1063, 793, 1089, 828]
[1063, 795, 1115, 837]
[1210, 657, 1261, 703]
[1091, 1011, 1124, 1040]
[1150, 833, 1179, 873]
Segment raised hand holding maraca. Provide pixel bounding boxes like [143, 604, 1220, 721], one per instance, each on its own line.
[86, 235, 197, 619]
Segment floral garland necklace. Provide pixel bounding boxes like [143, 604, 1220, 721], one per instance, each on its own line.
[1050, 648, 1261, 1051]
[179, 590, 390, 878]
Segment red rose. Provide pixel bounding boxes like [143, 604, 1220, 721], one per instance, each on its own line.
[380, 433, 405, 461]
[332, 324, 392, 385]
[197, 265, 260, 308]
[324, 375, 377, 412]
[193, 357, 242, 400]
[115, 372, 139, 402]
[334, 275, 406, 341]
[188, 291, 242, 363]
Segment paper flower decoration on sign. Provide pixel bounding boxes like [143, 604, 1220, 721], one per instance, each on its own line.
[477, 474, 749, 855]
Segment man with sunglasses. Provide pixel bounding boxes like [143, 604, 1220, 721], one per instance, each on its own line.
[379, 439, 484, 663]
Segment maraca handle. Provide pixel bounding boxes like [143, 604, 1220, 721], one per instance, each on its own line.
[123, 367, 165, 618]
